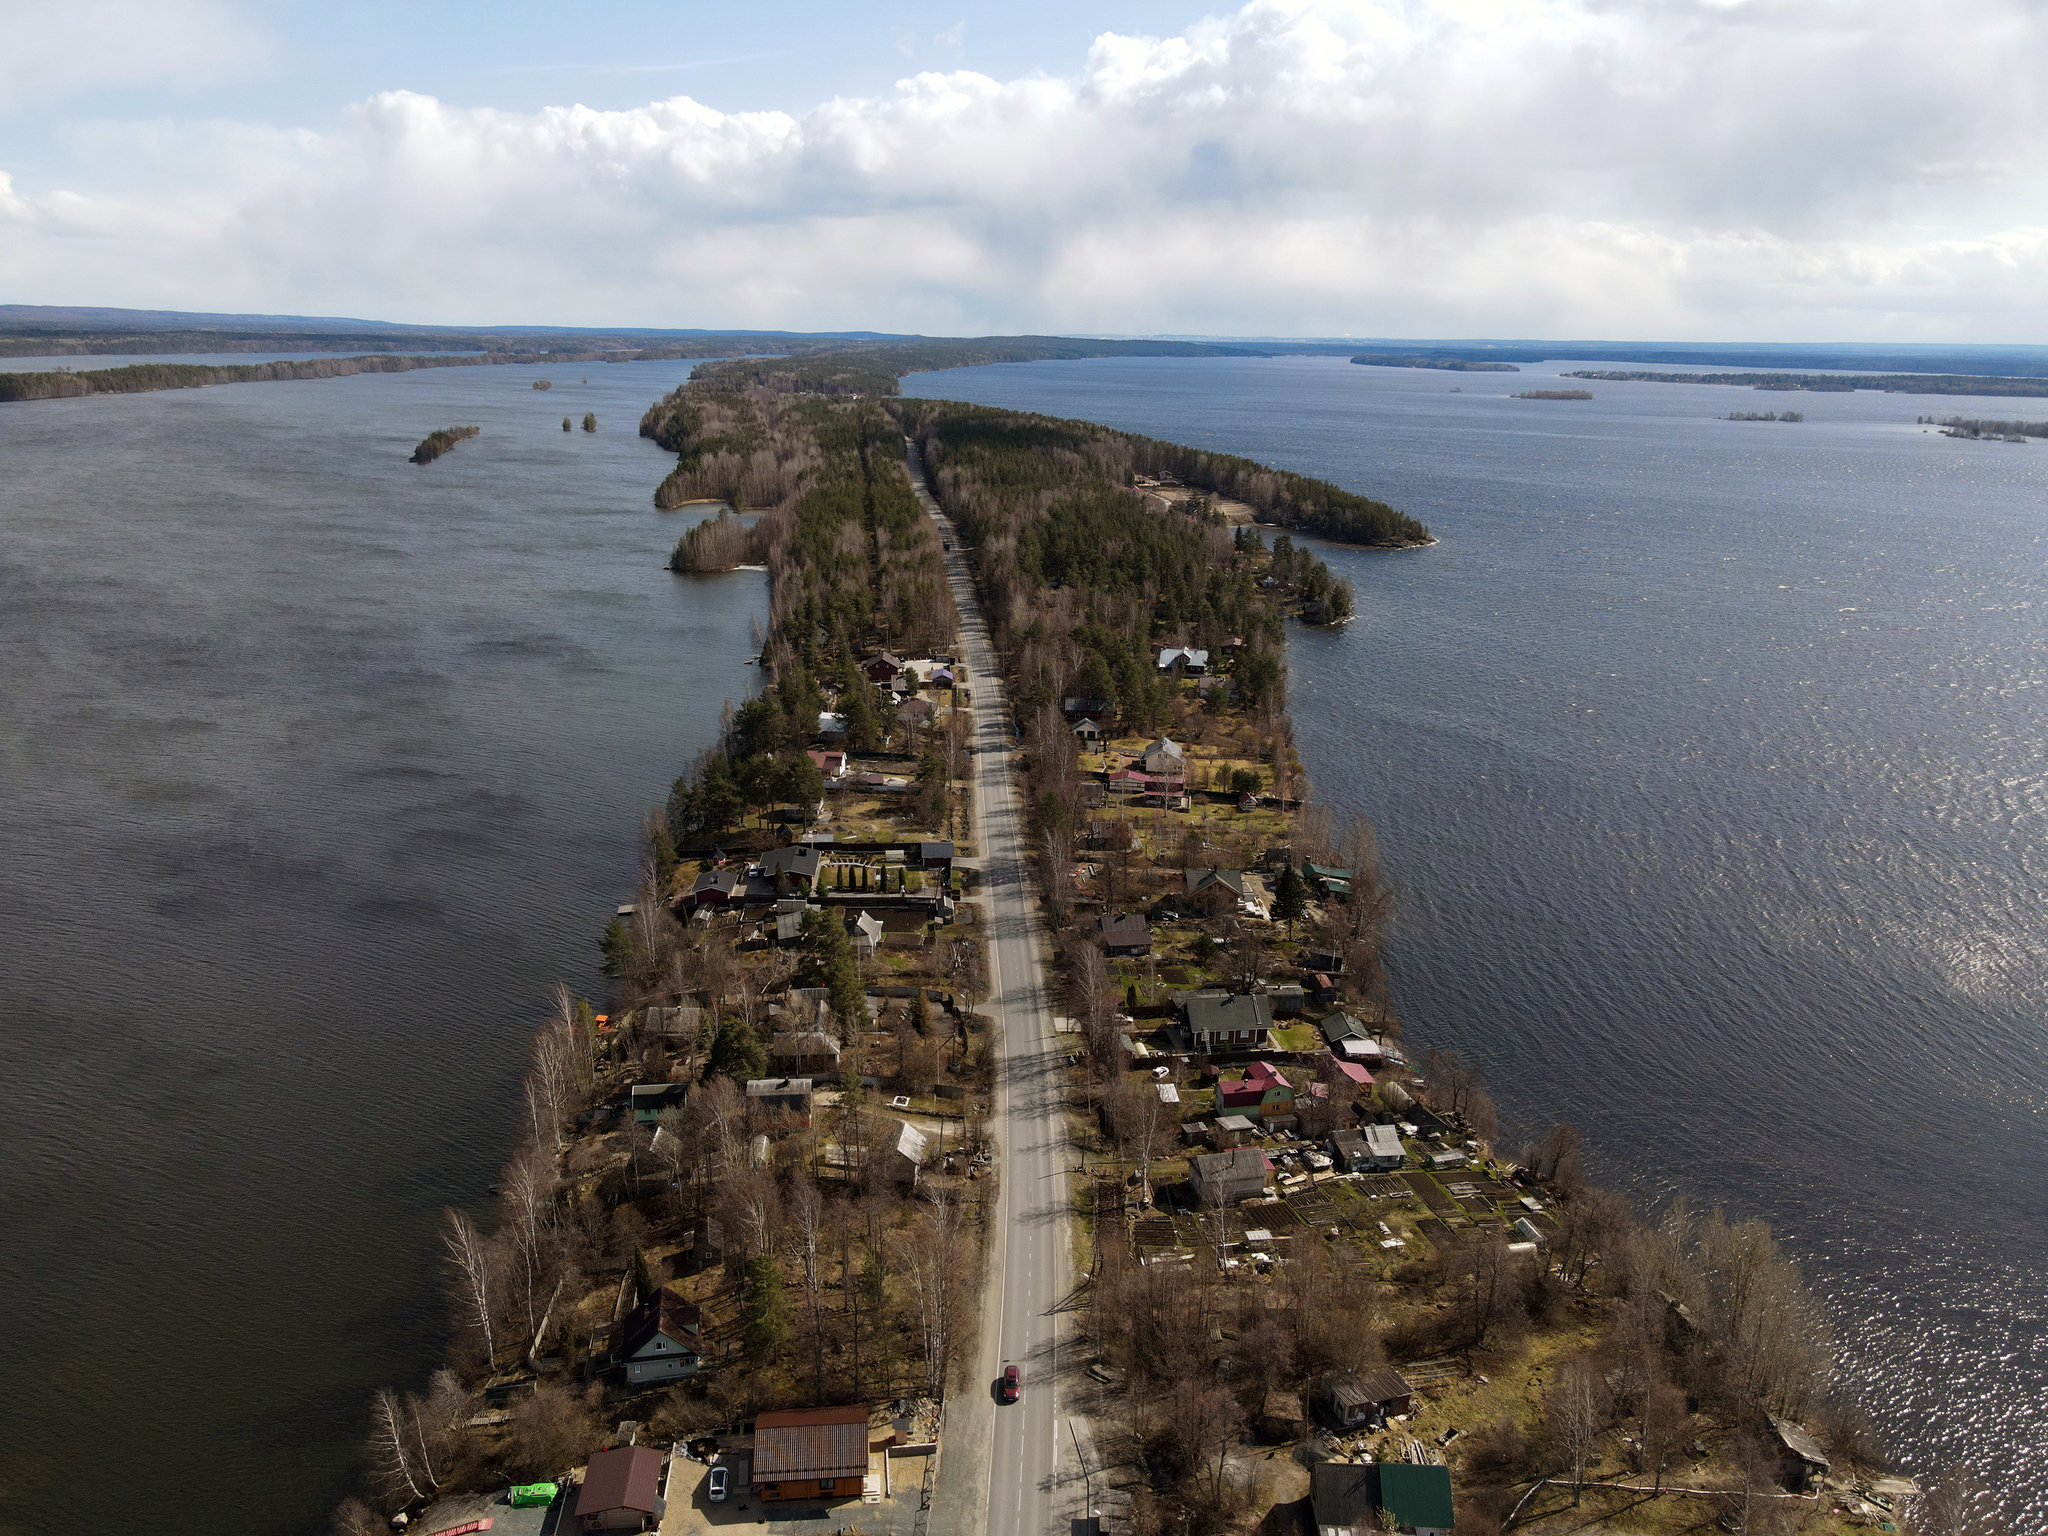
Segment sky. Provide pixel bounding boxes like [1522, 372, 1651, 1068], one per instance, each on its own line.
[2, 0, 2045, 340]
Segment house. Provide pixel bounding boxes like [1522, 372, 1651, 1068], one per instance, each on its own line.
[1188, 1146, 1271, 1206]
[885, 1119, 929, 1187]
[746, 1078, 815, 1131]
[759, 844, 822, 894]
[816, 711, 848, 737]
[775, 909, 806, 945]
[1317, 1366, 1417, 1427]
[1174, 989, 1273, 1053]
[1141, 736, 1187, 776]
[641, 1004, 703, 1042]
[1072, 717, 1103, 745]
[806, 748, 847, 780]
[1318, 1012, 1373, 1049]
[848, 909, 884, 960]
[1769, 1418, 1831, 1491]
[752, 1403, 872, 1503]
[1306, 947, 1346, 975]
[1217, 1060, 1295, 1125]
[912, 841, 954, 873]
[629, 1082, 686, 1124]
[768, 1029, 841, 1076]
[688, 869, 741, 907]
[896, 696, 934, 728]
[1062, 695, 1112, 720]
[1212, 1114, 1258, 1148]
[1310, 1462, 1453, 1536]
[1360, 1124, 1406, 1169]
[572, 1445, 668, 1531]
[1303, 862, 1352, 901]
[1156, 647, 1210, 677]
[1182, 867, 1246, 908]
[862, 651, 907, 683]
[615, 1288, 703, 1384]
[1099, 911, 1152, 957]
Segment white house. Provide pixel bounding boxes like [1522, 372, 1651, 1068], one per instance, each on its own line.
[616, 1289, 702, 1384]
[1157, 647, 1210, 676]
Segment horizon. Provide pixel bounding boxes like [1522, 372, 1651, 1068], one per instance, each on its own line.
[3, 1, 2045, 342]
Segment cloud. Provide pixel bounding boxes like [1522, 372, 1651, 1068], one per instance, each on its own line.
[0, 0, 265, 109]
[4, 0, 2047, 338]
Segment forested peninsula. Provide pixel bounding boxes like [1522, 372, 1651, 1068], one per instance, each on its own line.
[648, 360, 1432, 551]
[1567, 369, 2048, 398]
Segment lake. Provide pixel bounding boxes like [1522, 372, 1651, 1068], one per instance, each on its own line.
[906, 355, 2048, 1521]
[0, 358, 758, 1533]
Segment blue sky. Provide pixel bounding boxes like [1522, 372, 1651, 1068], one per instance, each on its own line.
[4, 1, 2046, 340]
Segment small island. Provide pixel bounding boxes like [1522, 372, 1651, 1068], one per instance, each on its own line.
[409, 425, 480, 464]
[1932, 415, 2044, 442]
[1727, 410, 1803, 422]
[1512, 389, 1593, 400]
[532, 379, 552, 391]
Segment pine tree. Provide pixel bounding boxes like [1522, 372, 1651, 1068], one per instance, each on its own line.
[741, 1254, 789, 1367]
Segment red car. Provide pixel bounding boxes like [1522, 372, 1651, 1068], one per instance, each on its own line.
[1000, 1365, 1021, 1403]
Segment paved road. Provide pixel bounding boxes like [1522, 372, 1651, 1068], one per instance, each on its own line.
[906, 440, 1081, 1536]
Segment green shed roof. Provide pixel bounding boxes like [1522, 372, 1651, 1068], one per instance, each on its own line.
[1376, 1463, 1454, 1529]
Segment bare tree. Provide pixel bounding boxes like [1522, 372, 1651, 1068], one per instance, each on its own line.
[442, 1208, 500, 1368]
[1638, 1380, 1688, 1494]
[790, 1172, 827, 1400]
[370, 1387, 432, 1505]
[1911, 1467, 2009, 1536]
[1544, 1355, 1609, 1503]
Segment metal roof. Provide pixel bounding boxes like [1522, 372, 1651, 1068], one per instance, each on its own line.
[752, 1404, 870, 1483]
[573, 1445, 665, 1519]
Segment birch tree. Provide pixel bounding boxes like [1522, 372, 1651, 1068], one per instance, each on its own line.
[442, 1207, 499, 1368]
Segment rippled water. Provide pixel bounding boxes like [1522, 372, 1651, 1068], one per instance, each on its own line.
[0, 359, 757, 1534]
[906, 356, 2048, 1518]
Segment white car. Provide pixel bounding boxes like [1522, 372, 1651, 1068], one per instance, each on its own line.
[708, 1464, 728, 1502]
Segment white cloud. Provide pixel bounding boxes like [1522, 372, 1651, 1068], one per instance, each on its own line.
[0, 0, 265, 109]
[4, 0, 2047, 338]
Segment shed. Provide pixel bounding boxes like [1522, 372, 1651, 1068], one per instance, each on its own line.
[571, 1445, 667, 1531]
[629, 1083, 686, 1124]
[1425, 1146, 1468, 1170]
[886, 1118, 929, 1187]
[752, 1403, 871, 1503]
[641, 1004, 703, 1041]
[1318, 1366, 1416, 1427]
[1769, 1417, 1831, 1490]
[1189, 1146, 1269, 1206]
[1072, 718, 1103, 744]
[1212, 1114, 1257, 1148]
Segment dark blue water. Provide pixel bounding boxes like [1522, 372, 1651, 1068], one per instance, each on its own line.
[906, 356, 2048, 1516]
[0, 359, 758, 1533]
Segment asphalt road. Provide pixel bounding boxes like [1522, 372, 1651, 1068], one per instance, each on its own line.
[906, 440, 1079, 1536]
